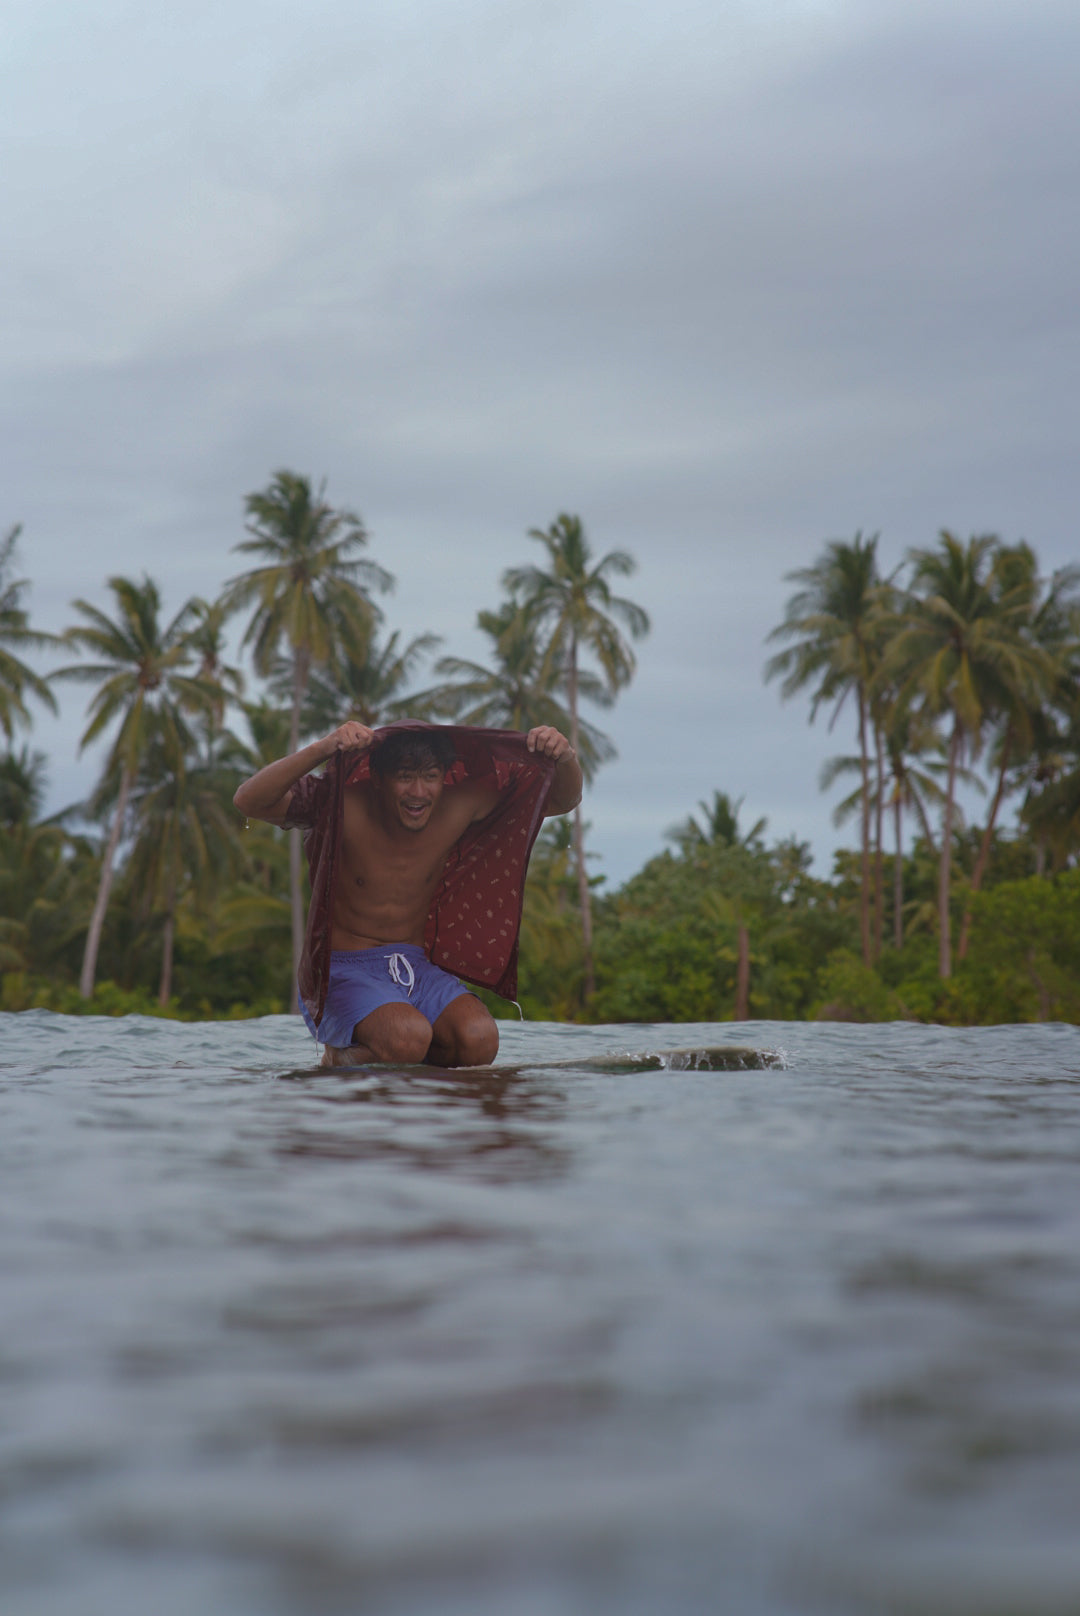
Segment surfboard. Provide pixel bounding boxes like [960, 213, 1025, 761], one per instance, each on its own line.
[292, 1044, 784, 1077]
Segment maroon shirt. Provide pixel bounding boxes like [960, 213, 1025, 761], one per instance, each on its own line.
[283, 722, 556, 1025]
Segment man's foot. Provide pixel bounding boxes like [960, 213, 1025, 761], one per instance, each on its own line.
[320, 1043, 377, 1068]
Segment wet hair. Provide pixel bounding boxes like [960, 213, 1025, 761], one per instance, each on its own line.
[370, 729, 456, 779]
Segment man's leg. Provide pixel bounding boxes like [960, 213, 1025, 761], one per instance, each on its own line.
[427, 995, 499, 1068]
[321, 1002, 434, 1067]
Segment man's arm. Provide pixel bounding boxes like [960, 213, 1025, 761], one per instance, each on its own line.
[233, 722, 375, 825]
[526, 725, 583, 817]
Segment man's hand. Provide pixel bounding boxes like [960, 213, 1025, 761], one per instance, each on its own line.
[316, 722, 375, 761]
[526, 725, 575, 761]
[234, 722, 376, 825]
[527, 726, 584, 816]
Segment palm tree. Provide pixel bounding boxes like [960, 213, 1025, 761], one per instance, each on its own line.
[273, 627, 442, 736]
[0, 749, 99, 986]
[889, 532, 1053, 978]
[204, 700, 296, 972]
[1022, 711, 1080, 870]
[0, 744, 48, 828]
[220, 471, 392, 1010]
[182, 597, 245, 758]
[0, 747, 49, 971]
[420, 601, 615, 781]
[766, 533, 884, 966]
[955, 550, 1080, 958]
[0, 525, 58, 741]
[881, 700, 949, 950]
[503, 515, 650, 999]
[124, 733, 244, 1004]
[53, 576, 212, 998]
[517, 820, 586, 1019]
[667, 791, 768, 1019]
[821, 721, 954, 952]
[667, 790, 767, 855]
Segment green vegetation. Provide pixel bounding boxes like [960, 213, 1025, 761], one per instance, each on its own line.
[2, 500, 1079, 1025]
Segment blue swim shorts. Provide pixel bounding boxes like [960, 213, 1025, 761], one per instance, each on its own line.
[299, 944, 471, 1048]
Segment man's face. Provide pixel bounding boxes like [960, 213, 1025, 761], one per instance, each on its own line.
[381, 763, 445, 831]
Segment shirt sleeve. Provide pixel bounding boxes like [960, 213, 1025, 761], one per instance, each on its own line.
[280, 770, 331, 830]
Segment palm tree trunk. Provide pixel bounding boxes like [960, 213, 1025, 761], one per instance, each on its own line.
[957, 732, 1011, 962]
[857, 692, 871, 966]
[567, 636, 594, 1004]
[288, 647, 310, 1015]
[734, 920, 750, 1020]
[79, 766, 133, 998]
[912, 788, 938, 857]
[873, 723, 885, 961]
[893, 788, 904, 951]
[158, 888, 176, 1007]
[938, 719, 962, 979]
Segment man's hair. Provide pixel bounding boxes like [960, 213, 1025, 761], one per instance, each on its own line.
[370, 729, 456, 779]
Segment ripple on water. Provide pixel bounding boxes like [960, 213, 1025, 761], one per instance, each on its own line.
[1, 1012, 1079, 1615]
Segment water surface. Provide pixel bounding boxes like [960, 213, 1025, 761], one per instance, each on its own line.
[2, 1013, 1079, 1615]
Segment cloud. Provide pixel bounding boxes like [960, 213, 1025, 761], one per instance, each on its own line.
[3, 0, 1078, 878]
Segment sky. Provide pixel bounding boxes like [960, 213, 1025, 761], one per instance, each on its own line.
[3, 0, 1079, 886]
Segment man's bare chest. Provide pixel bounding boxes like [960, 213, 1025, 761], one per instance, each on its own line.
[338, 793, 465, 894]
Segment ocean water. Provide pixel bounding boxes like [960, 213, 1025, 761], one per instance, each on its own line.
[2, 1013, 1079, 1616]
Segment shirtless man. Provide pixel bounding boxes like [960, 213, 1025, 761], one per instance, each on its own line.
[233, 722, 582, 1068]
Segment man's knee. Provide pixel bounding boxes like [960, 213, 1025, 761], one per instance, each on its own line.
[457, 1019, 499, 1066]
[432, 998, 499, 1067]
[356, 1003, 432, 1065]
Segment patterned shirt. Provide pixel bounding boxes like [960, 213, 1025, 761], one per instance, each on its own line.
[282, 722, 556, 1026]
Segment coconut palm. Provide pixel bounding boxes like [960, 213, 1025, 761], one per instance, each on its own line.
[955, 549, 1080, 957]
[0, 747, 50, 970]
[503, 516, 650, 999]
[1022, 711, 1080, 871]
[53, 575, 213, 997]
[198, 700, 296, 969]
[667, 791, 768, 1019]
[766, 532, 884, 966]
[821, 723, 956, 951]
[889, 532, 1054, 977]
[0, 819, 82, 975]
[0, 525, 59, 741]
[272, 627, 442, 736]
[881, 700, 950, 949]
[517, 820, 586, 1019]
[182, 596, 245, 757]
[420, 602, 615, 782]
[220, 471, 392, 1010]
[0, 748, 99, 983]
[124, 732, 244, 1004]
[667, 790, 767, 856]
[0, 745, 48, 828]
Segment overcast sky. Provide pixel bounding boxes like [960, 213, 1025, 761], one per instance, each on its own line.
[3, 0, 1078, 885]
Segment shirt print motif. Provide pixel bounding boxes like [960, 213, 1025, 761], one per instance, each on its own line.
[284, 723, 555, 1027]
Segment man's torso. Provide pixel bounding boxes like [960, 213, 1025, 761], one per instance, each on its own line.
[330, 778, 498, 951]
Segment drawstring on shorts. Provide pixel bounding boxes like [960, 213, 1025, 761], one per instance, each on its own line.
[386, 952, 416, 996]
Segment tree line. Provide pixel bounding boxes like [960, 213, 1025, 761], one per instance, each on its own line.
[2, 498, 1079, 1024]
[0, 475, 647, 1017]
[766, 531, 1080, 978]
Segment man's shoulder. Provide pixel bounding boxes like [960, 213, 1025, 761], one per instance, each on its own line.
[449, 775, 502, 824]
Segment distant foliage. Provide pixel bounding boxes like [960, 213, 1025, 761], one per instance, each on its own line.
[2, 508, 1079, 1024]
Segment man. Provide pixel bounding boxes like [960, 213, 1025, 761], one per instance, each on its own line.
[233, 720, 582, 1067]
